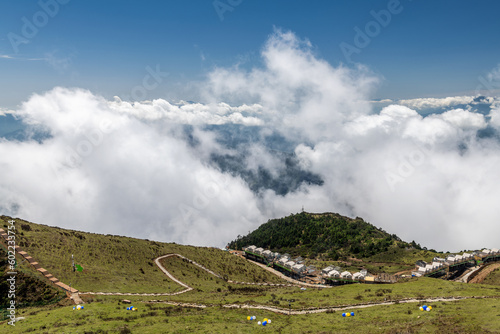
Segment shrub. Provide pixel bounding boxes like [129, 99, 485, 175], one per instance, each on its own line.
[118, 327, 131, 334]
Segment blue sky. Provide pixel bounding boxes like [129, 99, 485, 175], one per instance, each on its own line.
[1, 0, 500, 107]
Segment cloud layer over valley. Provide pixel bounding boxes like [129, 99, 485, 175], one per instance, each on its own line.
[1, 30, 499, 252]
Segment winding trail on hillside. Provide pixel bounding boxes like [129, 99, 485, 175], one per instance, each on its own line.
[82, 253, 306, 297]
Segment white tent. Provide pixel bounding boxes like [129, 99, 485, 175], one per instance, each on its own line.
[340, 271, 352, 279]
[262, 250, 272, 257]
[292, 263, 306, 274]
[245, 245, 257, 253]
[322, 266, 334, 275]
[431, 262, 442, 269]
[254, 247, 264, 255]
[328, 270, 340, 278]
[353, 272, 365, 280]
[462, 253, 472, 259]
[285, 261, 295, 269]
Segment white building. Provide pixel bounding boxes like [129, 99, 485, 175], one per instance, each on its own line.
[254, 247, 264, 255]
[322, 266, 335, 275]
[462, 253, 472, 260]
[292, 263, 306, 274]
[285, 261, 296, 270]
[446, 255, 456, 264]
[431, 262, 443, 269]
[353, 272, 365, 280]
[328, 270, 340, 278]
[340, 271, 352, 279]
[417, 266, 427, 274]
[262, 250, 272, 258]
[244, 245, 257, 253]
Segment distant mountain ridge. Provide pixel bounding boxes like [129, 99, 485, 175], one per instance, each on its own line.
[228, 212, 421, 260]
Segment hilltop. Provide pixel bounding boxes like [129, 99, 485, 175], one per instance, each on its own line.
[227, 212, 445, 275]
[228, 212, 431, 259]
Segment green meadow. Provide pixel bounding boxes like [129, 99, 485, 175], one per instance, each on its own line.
[1, 216, 500, 333]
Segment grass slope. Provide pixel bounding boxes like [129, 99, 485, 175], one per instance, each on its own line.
[0, 216, 286, 294]
[482, 266, 500, 286]
[3, 290, 500, 333]
[2, 215, 500, 333]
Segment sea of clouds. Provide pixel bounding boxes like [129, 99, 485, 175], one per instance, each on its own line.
[1, 30, 499, 252]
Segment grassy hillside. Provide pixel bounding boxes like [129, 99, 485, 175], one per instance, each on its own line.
[482, 266, 500, 286]
[0, 216, 286, 294]
[1, 215, 500, 333]
[2, 278, 500, 333]
[228, 212, 432, 260]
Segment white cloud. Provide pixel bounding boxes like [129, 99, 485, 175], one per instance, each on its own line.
[438, 108, 487, 130]
[398, 96, 475, 110]
[0, 108, 15, 116]
[44, 51, 72, 73]
[1, 30, 500, 252]
[0, 87, 263, 246]
[203, 28, 379, 142]
[489, 106, 500, 130]
[108, 97, 263, 126]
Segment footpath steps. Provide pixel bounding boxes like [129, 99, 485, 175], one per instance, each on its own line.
[71, 293, 84, 305]
[0, 227, 81, 303]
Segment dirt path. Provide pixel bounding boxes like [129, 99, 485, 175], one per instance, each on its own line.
[469, 263, 500, 284]
[70, 293, 84, 305]
[82, 253, 301, 297]
[146, 295, 500, 315]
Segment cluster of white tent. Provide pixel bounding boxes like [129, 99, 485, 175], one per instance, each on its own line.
[321, 266, 368, 280]
[482, 248, 500, 255]
[243, 246, 280, 261]
[243, 245, 372, 280]
[243, 245, 317, 276]
[414, 248, 500, 276]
